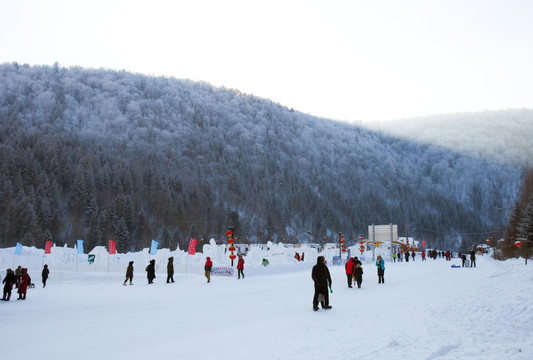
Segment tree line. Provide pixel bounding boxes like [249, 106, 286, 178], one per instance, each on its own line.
[0, 63, 525, 253]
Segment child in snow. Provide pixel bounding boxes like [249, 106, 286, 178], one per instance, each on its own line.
[354, 263, 363, 288]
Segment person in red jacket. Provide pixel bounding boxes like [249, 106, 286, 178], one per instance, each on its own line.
[345, 257, 355, 288]
[204, 257, 213, 283]
[237, 255, 245, 279]
[17, 268, 31, 300]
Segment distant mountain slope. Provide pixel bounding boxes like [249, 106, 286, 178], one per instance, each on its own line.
[363, 110, 533, 167]
[0, 63, 524, 252]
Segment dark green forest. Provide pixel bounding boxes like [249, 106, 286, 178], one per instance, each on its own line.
[0, 63, 525, 253]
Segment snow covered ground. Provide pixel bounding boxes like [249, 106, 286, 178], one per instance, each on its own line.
[1, 247, 532, 360]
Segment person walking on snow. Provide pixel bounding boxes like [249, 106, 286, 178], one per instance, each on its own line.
[42, 264, 50, 288]
[204, 257, 213, 283]
[123, 261, 134, 285]
[354, 263, 364, 288]
[237, 255, 245, 279]
[2, 269, 16, 301]
[376, 255, 385, 284]
[167, 257, 175, 283]
[345, 257, 355, 288]
[312, 256, 332, 311]
[146, 259, 156, 284]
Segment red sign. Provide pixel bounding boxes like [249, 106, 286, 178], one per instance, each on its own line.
[422, 240, 427, 248]
[109, 240, 116, 254]
[188, 238, 197, 255]
[44, 240, 52, 254]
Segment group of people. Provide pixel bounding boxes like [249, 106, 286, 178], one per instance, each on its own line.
[344, 256, 364, 288]
[1, 264, 49, 301]
[124, 254, 246, 285]
[312, 255, 386, 311]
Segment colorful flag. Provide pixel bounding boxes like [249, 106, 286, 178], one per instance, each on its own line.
[109, 240, 116, 255]
[77, 239, 84, 254]
[45, 240, 52, 254]
[188, 238, 198, 255]
[150, 239, 159, 255]
[15, 242, 23, 255]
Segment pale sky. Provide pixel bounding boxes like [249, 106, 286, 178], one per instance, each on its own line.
[1, 0, 533, 122]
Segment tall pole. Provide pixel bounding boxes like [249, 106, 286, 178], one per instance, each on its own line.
[372, 224, 376, 261]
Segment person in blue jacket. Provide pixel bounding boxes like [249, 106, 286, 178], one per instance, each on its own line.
[376, 255, 385, 284]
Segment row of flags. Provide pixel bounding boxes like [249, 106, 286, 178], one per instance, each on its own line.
[13, 239, 198, 255]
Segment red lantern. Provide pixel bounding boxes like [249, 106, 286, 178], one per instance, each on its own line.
[229, 254, 237, 260]
[228, 246, 236, 252]
[225, 230, 233, 237]
[486, 239, 491, 244]
[515, 240, 522, 248]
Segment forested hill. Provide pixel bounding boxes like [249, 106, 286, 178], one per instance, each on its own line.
[0, 63, 524, 252]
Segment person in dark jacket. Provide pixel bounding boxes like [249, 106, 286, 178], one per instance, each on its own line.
[42, 264, 50, 288]
[345, 257, 355, 288]
[123, 261, 134, 285]
[312, 256, 332, 311]
[354, 263, 364, 288]
[167, 257, 175, 283]
[204, 257, 213, 283]
[146, 259, 156, 284]
[2, 269, 16, 301]
[469, 249, 476, 267]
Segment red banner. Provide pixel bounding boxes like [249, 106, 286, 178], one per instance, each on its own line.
[44, 240, 52, 254]
[109, 240, 116, 254]
[188, 238, 197, 255]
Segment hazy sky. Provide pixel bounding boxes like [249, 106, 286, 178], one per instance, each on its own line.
[1, 0, 532, 122]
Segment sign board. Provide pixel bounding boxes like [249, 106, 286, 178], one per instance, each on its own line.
[332, 256, 342, 266]
[211, 267, 234, 276]
[368, 224, 398, 244]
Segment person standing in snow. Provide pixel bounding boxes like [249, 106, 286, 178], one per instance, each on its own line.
[392, 252, 397, 263]
[146, 259, 156, 284]
[312, 256, 332, 311]
[167, 257, 175, 283]
[123, 261, 134, 285]
[42, 264, 50, 288]
[345, 257, 355, 288]
[469, 249, 476, 268]
[404, 251, 409, 262]
[2, 269, 16, 301]
[237, 255, 245, 279]
[15, 265, 22, 288]
[461, 253, 467, 267]
[204, 257, 213, 283]
[17, 268, 31, 300]
[376, 255, 385, 284]
[354, 262, 364, 288]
